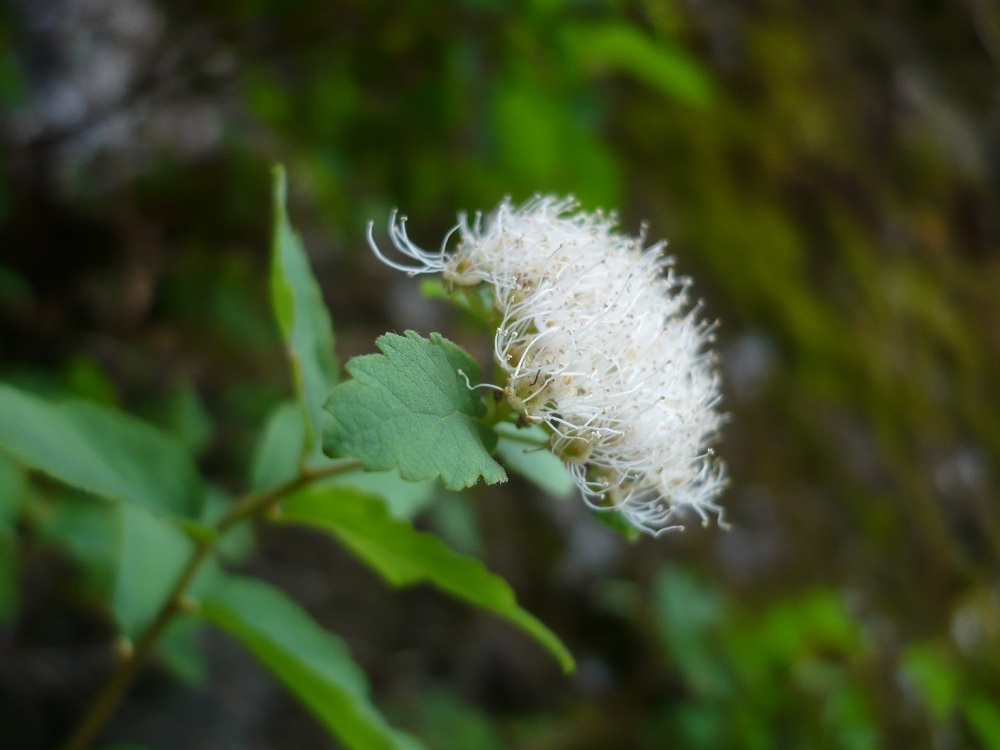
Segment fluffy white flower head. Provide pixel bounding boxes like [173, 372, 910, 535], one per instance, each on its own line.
[369, 195, 727, 536]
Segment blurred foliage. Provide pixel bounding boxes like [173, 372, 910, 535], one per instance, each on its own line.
[1, 0, 999, 748]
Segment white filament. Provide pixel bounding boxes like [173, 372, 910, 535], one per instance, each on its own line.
[371, 195, 727, 536]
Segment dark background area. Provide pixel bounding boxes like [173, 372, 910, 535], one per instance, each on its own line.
[2, 0, 999, 748]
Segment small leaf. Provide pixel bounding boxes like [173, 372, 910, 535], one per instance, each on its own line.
[0, 451, 27, 530]
[34, 493, 118, 598]
[253, 401, 435, 518]
[200, 575, 423, 750]
[114, 503, 221, 637]
[271, 165, 338, 459]
[411, 691, 506, 750]
[158, 381, 214, 457]
[251, 401, 305, 492]
[494, 423, 572, 498]
[333, 467, 436, 520]
[201, 486, 255, 563]
[561, 22, 714, 106]
[964, 693, 1000, 749]
[111, 505, 222, 637]
[426, 493, 482, 555]
[63, 356, 118, 406]
[900, 643, 961, 721]
[279, 485, 574, 673]
[652, 566, 729, 698]
[0, 435, 25, 621]
[418, 278, 495, 327]
[0, 385, 205, 518]
[159, 617, 208, 685]
[323, 331, 506, 491]
[0, 527, 17, 622]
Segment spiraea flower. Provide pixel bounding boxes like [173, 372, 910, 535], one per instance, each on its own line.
[368, 195, 727, 536]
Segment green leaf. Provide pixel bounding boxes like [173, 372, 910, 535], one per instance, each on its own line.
[426, 493, 482, 555]
[561, 22, 714, 106]
[494, 423, 572, 498]
[201, 486, 255, 564]
[0, 451, 27, 530]
[411, 691, 505, 750]
[652, 566, 730, 698]
[278, 485, 574, 673]
[157, 381, 214, 457]
[159, 617, 208, 684]
[0, 528, 17, 622]
[34, 493, 118, 598]
[63, 356, 118, 407]
[333, 467, 437, 520]
[271, 164, 338, 459]
[0, 454, 25, 618]
[900, 643, 961, 721]
[114, 503, 221, 638]
[0, 385, 205, 518]
[964, 693, 1000, 749]
[323, 331, 506, 491]
[418, 278, 495, 328]
[251, 401, 305, 492]
[489, 74, 622, 208]
[253, 401, 435, 518]
[200, 575, 423, 750]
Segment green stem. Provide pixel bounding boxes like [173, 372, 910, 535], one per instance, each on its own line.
[61, 458, 362, 750]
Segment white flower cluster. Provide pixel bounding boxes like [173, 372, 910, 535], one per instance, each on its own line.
[369, 195, 727, 536]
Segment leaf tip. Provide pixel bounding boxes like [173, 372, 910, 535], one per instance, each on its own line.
[271, 163, 289, 222]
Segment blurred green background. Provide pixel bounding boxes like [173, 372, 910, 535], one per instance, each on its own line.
[2, 0, 999, 748]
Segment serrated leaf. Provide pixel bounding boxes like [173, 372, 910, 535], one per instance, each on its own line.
[0, 385, 204, 518]
[271, 165, 338, 460]
[323, 331, 506, 491]
[494, 423, 572, 498]
[278, 485, 574, 673]
[200, 575, 423, 750]
[114, 503, 222, 637]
